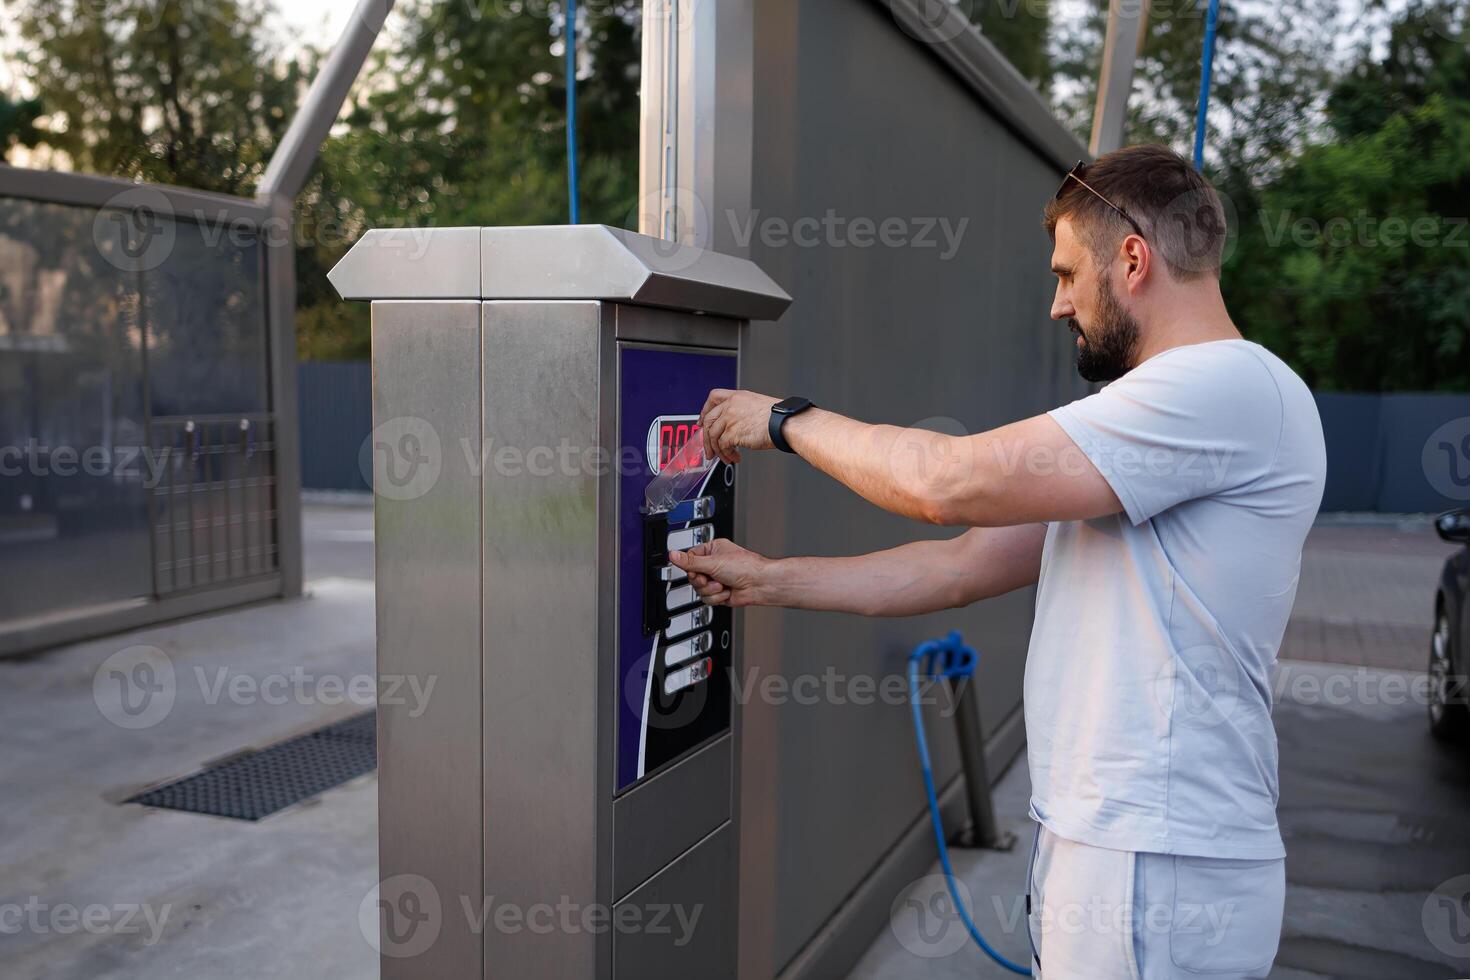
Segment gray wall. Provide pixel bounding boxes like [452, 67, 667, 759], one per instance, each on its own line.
[739, 1, 1087, 974]
[1315, 391, 1470, 513]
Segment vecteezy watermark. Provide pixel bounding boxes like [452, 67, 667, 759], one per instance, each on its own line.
[725, 210, 971, 261]
[891, 874, 979, 958]
[89, 187, 434, 275]
[1152, 644, 1246, 732]
[1422, 874, 1470, 959]
[887, 0, 978, 44]
[0, 440, 179, 487]
[889, 873, 1240, 961]
[1422, 417, 1470, 502]
[359, 876, 704, 958]
[94, 646, 177, 731]
[0, 897, 172, 947]
[361, 875, 443, 959]
[1259, 209, 1470, 252]
[1274, 664, 1446, 711]
[732, 666, 954, 712]
[361, 417, 443, 502]
[194, 666, 435, 717]
[93, 647, 437, 729]
[93, 187, 177, 274]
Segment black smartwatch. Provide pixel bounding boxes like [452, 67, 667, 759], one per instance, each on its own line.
[769, 397, 816, 454]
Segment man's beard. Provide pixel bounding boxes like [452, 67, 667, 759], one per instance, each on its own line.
[1071, 277, 1141, 383]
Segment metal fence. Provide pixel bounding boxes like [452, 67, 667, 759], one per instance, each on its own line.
[298, 361, 371, 493]
[149, 415, 279, 594]
[1316, 391, 1470, 513]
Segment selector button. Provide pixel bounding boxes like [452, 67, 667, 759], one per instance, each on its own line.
[666, 524, 713, 553]
[667, 495, 716, 524]
[666, 604, 711, 638]
[663, 657, 714, 697]
[658, 564, 688, 583]
[666, 584, 698, 610]
[664, 630, 713, 667]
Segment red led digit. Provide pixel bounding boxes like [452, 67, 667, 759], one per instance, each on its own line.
[675, 424, 690, 465]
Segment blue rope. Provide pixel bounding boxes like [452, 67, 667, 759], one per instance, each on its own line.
[907, 632, 1032, 975]
[1193, 0, 1221, 169]
[565, 0, 580, 223]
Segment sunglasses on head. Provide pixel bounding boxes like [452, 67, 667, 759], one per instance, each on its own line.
[1055, 161, 1146, 239]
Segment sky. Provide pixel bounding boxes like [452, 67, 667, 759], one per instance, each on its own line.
[269, 0, 363, 54]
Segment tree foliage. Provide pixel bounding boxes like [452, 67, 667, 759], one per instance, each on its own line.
[1224, 5, 1470, 391]
[11, 0, 308, 195]
[4, 0, 1468, 385]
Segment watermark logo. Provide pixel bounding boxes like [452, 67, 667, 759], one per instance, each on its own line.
[1422, 417, 1470, 501]
[361, 874, 443, 958]
[887, 415, 973, 512]
[93, 652, 437, 730]
[1422, 874, 1470, 958]
[1153, 644, 1244, 731]
[0, 898, 172, 946]
[890, 874, 977, 958]
[1159, 186, 1240, 274]
[362, 417, 443, 501]
[890, 0, 976, 44]
[623, 186, 711, 274]
[93, 646, 176, 730]
[93, 187, 177, 274]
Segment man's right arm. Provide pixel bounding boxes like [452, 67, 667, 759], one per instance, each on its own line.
[669, 523, 1047, 616]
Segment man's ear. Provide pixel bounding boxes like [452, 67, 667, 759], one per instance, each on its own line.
[1121, 234, 1151, 294]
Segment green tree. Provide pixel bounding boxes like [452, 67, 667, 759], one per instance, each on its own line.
[0, 92, 43, 157]
[9, 0, 309, 195]
[975, 0, 1054, 95]
[1047, 0, 1339, 187]
[1224, 3, 1470, 391]
[295, 0, 642, 358]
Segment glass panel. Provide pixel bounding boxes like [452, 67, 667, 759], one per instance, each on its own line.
[0, 192, 273, 624]
[0, 197, 152, 621]
[144, 220, 268, 417]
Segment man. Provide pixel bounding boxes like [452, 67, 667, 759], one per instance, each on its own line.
[669, 144, 1325, 978]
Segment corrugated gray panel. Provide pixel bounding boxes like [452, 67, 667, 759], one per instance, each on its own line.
[741, 0, 1089, 971]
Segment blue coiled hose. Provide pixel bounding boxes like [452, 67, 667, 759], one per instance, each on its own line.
[907, 631, 1032, 975]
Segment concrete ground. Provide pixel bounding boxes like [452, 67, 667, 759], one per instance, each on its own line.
[1281, 517, 1461, 670]
[1, 508, 1466, 978]
[0, 502, 379, 980]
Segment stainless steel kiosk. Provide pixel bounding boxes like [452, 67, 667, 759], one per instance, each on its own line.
[329, 225, 790, 979]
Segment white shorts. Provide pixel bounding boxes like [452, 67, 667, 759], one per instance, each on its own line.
[1027, 825, 1285, 980]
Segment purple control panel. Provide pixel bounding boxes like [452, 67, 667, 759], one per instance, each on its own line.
[616, 345, 736, 793]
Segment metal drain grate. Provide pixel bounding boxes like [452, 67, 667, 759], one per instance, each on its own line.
[126, 711, 376, 821]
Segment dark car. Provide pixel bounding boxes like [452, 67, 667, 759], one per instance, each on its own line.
[1431, 509, 1470, 740]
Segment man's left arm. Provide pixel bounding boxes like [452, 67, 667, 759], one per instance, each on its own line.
[698, 389, 1122, 527]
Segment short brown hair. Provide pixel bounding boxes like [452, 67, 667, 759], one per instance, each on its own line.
[1043, 144, 1227, 281]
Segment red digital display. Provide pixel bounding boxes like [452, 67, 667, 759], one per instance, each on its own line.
[646, 414, 703, 475]
[659, 421, 702, 471]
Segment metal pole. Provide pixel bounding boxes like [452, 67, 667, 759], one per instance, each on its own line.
[566, 0, 580, 223]
[257, 0, 395, 202]
[1090, 0, 1152, 156]
[949, 677, 1016, 850]
[1193, 0, 1222, 169]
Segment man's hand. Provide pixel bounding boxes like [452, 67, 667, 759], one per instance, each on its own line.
[669, 538, 772, 607]
[699, 389, 780, 463]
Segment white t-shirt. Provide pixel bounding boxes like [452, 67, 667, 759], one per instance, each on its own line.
[1027, 339, 1325, 859]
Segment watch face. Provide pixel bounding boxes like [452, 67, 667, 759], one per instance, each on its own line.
[775, 396, 811, 415]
